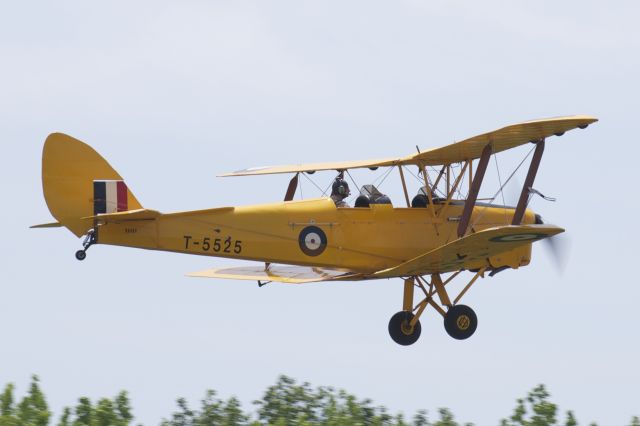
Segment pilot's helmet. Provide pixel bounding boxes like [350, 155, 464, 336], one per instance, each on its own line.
[331, 178, 350, 199]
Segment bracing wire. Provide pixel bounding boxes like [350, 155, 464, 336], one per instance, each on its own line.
[450, 165, 458, 199]
[405, 166, 425, 185]
[301, 171, 329, 196]
[378, 166, 395, 188]
[345, 170, 359, 193]
[493, 152, 508, 223]
[470, 146, 535, 227]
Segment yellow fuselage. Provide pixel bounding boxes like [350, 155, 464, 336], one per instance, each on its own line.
[98, 198, 534, 274]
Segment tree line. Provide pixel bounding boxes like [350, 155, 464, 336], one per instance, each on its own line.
[0, 375, 637, 426]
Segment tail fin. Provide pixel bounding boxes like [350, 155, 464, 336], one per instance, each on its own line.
[42, 133, 143, 237]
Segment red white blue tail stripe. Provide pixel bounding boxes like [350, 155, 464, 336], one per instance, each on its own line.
[93, 180, 128, 214]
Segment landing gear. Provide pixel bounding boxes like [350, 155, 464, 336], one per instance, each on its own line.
[444, 304, 477, 340]
[388, 277, 423, 345]
[388, 271, 485, 345]
[75, 229, 96, 261]
[388, 311, 421, 346]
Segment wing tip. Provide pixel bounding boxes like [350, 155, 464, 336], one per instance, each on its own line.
[523, 114, 599, 125]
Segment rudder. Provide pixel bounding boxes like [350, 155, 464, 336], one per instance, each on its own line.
[42, 133, 143, 237]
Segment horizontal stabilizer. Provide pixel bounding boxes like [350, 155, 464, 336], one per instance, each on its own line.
[374, 225, 564, 277]
[82, 208, 161, 222]
[162, 206, 234, 219]
[188, 264, 360, 284]
[30, 222, 63, 229]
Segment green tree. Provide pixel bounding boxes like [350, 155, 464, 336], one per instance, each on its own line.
[394, 412, 409, 426]
[61, 391, 132, 426]
[501, 385, 586, 426]
[114, 392, 133, 426]
[161, 398, 195, 426]
[432, 408, 468, 426]
[7, 375, 636, 426]
[0, 383, 17, 426]
[194, 390, 223, 426]
[57, 407, 72, 426]
[221, 396, 248, 426]
[564, 411, 577, 426]
[254, 376, 318, 425]
[413, 409, 430, 426]
[16, 375, 50, 426]
[166, 390, 249, 426]
[73, 397, 94, 426]
[94, 398, 117, 426]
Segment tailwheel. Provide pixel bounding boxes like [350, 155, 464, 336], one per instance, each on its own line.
[444, 304, 477, 340]
[75, 229, 96, 261]
[388, 311, 421, 346]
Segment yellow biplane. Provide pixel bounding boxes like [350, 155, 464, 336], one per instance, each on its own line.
[33, 115, 597, 345]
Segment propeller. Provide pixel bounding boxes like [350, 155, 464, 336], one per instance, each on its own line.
[504, 178, 570, 274]
[535, 213, 571, 275]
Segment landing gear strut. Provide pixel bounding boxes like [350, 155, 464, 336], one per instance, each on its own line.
[75, 230, 96, 261]
[387, 270, 485, 345]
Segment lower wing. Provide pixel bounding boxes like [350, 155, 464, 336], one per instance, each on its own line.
[188, 225, 562, 283]
[373, 224, 563, 277]
[188, 265, 362, 284]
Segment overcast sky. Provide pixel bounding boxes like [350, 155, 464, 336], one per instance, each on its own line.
[1, 1, 639, 425]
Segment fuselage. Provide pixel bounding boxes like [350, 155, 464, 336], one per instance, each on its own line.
[97, 198, 535, 274]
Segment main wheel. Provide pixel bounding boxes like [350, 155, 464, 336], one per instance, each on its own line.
[75, 250, 87, 261]
[388, 311, 421, 345]
[444, 305, 477, 340]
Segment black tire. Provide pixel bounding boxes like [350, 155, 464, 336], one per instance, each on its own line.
[444, 305, 477, 340]
[75, 250, 87, 261]
[388, 311, 421, 346]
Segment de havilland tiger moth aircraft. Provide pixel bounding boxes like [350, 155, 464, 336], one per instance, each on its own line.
[33, 115, 597, 345]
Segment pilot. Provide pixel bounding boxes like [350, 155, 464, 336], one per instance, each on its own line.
[330, 177, 350, 207]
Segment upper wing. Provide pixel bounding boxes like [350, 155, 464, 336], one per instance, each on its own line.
[219, 158, 400, 177]
[373, 224, 564, 277]
[188, 264, 362, 284]
[408, 115, 597, 165]
[220, 115, 597, 176]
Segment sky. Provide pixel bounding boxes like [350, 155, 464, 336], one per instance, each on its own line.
[1, 0, 639, 424]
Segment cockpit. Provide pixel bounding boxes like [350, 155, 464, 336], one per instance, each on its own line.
[353, 184, 392, 207]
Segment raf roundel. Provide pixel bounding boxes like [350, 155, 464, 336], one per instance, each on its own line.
[489, 233, 547, 243]
[298, 226, 328, 256]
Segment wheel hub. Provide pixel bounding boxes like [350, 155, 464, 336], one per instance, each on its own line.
[456, 314, 470, 330]
[400, 321, 414, 335]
